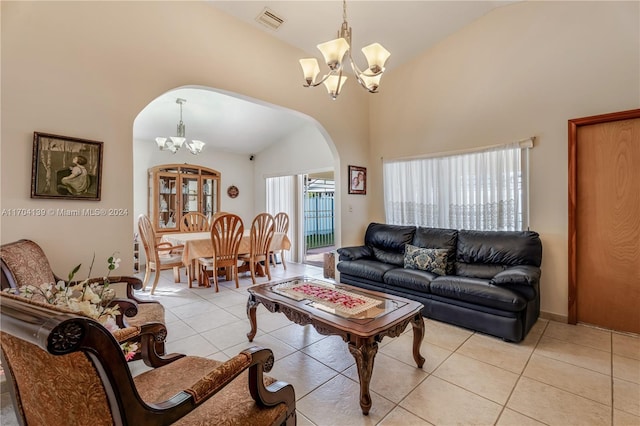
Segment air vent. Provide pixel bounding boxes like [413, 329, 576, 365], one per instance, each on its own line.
[255, 7, 285, 31]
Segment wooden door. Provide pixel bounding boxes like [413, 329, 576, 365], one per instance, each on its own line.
[568, 109, 640, 333]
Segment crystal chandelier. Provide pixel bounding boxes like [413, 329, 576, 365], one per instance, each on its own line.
[155, 98, 205, 155]
[299, 0, 390, 100]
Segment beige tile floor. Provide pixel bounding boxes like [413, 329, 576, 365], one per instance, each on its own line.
[2, 262, 639, 425]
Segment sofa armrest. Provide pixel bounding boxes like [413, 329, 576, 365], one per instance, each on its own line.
[337, 246, 373, 261]
[490, 265, 541, 286]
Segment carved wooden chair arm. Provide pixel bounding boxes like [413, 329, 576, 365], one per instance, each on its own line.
[182, 346, 295, 410]
[156, 242, 184, 256]
[185, 351, 252, 403]
[135, 322, 184, 368]
[112, 325, 142, 343]
[110, 298, 139, 328]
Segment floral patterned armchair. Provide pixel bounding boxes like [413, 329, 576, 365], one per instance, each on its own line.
[0, 293, 296, 426]
[0, 239, 167, 358]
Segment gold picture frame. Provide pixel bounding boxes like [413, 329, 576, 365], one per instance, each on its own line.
[31, 132, 103, 200]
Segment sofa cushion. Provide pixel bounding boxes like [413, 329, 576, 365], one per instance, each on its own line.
[412, 227, 458, 274]
[337, 246, 373, 261]
[404, 245, 449, 276]
[456, 230, 542, 266]
[455, 230, 542, 278]
[490, 265, 542, 287]
[336, 259, 397, 282]
[383, 268, 435, 293]
[430, 276, 527, 312]
[364, 223, 415, 267]
[372, 247, 405, 267]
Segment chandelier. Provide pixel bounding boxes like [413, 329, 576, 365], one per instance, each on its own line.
[155, 98, 205, 155]
[298, 0, 390, 100]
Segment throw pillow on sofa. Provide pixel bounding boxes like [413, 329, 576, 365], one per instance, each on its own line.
[404, 244, 449, 275]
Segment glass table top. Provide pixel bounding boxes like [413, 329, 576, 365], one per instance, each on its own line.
[266, 277, 406, 320]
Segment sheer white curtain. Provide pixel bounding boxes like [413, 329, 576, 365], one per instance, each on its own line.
[384, 141, 531, 231]
[266, 175, 296, 262]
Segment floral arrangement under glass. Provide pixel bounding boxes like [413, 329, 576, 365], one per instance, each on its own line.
[3, 253, 139, 360]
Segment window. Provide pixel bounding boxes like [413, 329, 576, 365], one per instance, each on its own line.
[383, 140, 532, 231]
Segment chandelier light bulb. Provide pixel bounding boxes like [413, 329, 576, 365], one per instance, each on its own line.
[299, 58, 321, 85]
[323, 75, 348, 100]
[358, 72, 382, 93]
[317, 38, 350, 71]
[361, 43, 390, 74]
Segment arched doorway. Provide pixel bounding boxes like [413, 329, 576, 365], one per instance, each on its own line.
[132, 85, 339, 269]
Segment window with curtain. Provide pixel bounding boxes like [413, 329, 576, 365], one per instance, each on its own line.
[383, 140, 532, 231]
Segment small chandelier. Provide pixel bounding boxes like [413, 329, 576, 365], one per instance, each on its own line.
[155, 98, 205, 155]
[299, 0, 390, 100]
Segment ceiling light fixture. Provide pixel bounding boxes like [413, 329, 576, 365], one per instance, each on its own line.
[299, 0, 390, 100]
[155, 98, 205, 155]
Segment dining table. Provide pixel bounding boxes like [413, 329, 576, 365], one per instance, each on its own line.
[161, 231, 291, 286]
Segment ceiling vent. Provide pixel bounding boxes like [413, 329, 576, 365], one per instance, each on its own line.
[255, 7, 285, 31]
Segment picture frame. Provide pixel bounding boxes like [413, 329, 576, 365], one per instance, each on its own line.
[348, 165, 366, 195]
[31, 132, 103, 200]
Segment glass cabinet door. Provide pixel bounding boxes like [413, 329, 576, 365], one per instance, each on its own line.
[201, 178, 217, 218]
[182, 177, 199, 215]
[158, 174, 178, 230]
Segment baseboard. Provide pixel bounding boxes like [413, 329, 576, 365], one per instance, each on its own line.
[540, 311, 568, 323]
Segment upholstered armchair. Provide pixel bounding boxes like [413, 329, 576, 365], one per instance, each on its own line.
[0, 239, 168, 357]
[0, 293, 296, 425]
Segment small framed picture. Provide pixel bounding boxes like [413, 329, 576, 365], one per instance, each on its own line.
[348, 165, 366, 195]
[31, 132, 103, 200]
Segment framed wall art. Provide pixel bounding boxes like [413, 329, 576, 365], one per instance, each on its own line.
[348, 165, 366, 195]
[31, 132, 103, 200]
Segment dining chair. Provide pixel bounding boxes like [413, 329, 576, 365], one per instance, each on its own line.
[180, 212, 210, 232]
[138, 214, 184, 295]
[198, 213, 244, 292]
[0, 292, 296, 426]
[239, 213, 275, 284]
[270, 212, 290, 270]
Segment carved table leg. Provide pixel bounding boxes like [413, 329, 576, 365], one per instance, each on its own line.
[348, 339, 378, 415]
[246, 295, 260, 342]
[411, 314, 425, 368]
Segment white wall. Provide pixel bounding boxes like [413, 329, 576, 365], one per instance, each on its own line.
[369, 1, 640, 318]
[1, 1, 370, 276]
[253, 124, 335, 210]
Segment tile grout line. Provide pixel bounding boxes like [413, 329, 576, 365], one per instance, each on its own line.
[492, 320, 550, 426]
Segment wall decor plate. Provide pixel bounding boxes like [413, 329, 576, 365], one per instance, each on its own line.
[227, 185, 239, 198]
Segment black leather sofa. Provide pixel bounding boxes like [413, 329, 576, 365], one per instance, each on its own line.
[337, 223, 543, 342]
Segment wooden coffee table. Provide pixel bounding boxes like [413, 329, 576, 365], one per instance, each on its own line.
[246, 276, 425, 415]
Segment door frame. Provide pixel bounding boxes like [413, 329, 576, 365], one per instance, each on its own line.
[567, 108, 640, 324]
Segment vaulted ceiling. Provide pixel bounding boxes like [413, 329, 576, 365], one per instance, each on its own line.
[135, 1, 516, 155]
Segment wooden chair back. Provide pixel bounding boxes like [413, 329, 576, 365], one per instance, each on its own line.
[137, 214, 184, 294]
[271, 212, 290, 270]
[239, 213, 275, 284]
[250, 213, 275, 259]
[208, 213, 244, 290]
[181, 212, 210, 232]
[211, 214, 244, 266]
[138, 213, 160, 264]
[274, 212, 290, 235]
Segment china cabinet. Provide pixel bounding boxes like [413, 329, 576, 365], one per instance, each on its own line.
[148, 164, 220, 234]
